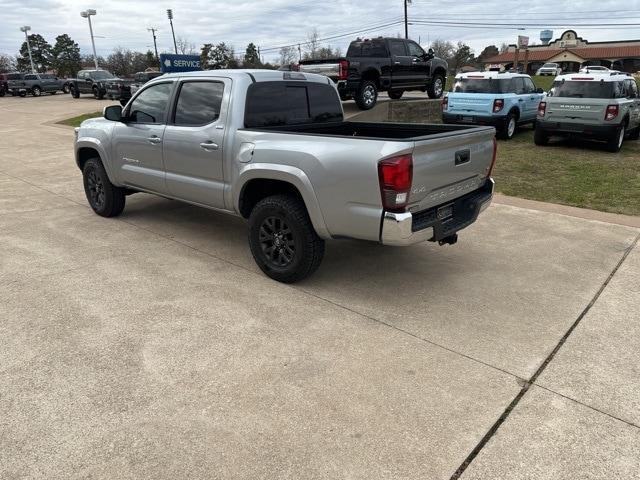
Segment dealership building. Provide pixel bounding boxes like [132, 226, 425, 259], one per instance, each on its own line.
[483, 30, 640, 74]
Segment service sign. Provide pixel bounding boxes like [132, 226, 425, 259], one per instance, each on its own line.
[159, 54, 202, 73]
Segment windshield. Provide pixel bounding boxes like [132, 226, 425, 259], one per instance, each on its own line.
[90, 70, 115, 80]
[452, 78, 512, 94]
[549, 80, 615, 99]
[542, 63, 558, 68]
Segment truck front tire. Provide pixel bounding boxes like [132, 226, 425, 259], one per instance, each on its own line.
[70, 85, 80, 98]
[93, 87, 104, 100]
[248, 194, 325, 283]
[355, 80, 378, 110]
[82, 158, 126, 217]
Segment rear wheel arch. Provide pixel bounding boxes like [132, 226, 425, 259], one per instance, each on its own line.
[237, 174, 330, 239]
[361, 69, 381, 88]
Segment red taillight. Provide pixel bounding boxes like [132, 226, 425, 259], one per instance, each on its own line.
[378, 154, 413, 212]
[605, 104, 619, 121]
[537, 101, 547, 117]
[493, 99, 504, 113]
[441, 95, 449, 111]
[338, 60, 349, 80]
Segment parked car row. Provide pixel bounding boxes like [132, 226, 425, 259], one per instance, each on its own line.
[0, 72, 70, 97]
[442, 70, 640, 152]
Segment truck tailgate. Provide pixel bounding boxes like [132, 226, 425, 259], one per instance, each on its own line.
[298, 62, 340, 80]
[408, 128, 495, 211]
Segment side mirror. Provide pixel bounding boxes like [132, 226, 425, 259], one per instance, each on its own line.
[428, 48, 435, 55]
[104, 105, 123, 122]
[536, 88, 544, 94]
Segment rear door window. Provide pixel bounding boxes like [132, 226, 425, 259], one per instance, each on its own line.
[174, 81, 224, 126]
[388, 40, 407, 57]
[513, 78, 526, 94]
[245, 81, 343, 127]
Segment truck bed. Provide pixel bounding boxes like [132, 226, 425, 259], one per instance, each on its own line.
[246, 121, 493, 140]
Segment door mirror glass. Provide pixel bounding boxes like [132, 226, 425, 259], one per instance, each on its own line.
[536, 87, 544, 94]
[104, 105, 123, 122]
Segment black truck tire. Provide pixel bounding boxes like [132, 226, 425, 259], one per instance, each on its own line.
[355, 80, 378, 110]
[388, 90, 404, 100]
[70, 85, 80, 98]
[82, 158, 126, 217]
[605, 124, 625, 153]
[62, 83, 70, 94]
[32, 86, 42, 97]
[534, 127, 549, 146]
[427, 73, 445, 99]
[498, 112, 518, 140]
[93, 86, 104, 100]
[248, 194, 325, 283]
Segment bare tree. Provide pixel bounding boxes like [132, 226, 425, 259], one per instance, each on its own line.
[278, 46, 297, 66]
[499, 42, 509, 53]
[304, 28, 319, 59]
[176, 36, 196, 55]
[0, 53, 16, 73]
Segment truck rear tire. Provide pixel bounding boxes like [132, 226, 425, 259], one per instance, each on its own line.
[427, 74, 445, 99]
[248, 194, 325, 283]
[355, 80, 378, 110]
[82, 158, 126, 217]
[534, 127, 549, 145]
[70, 85, 80, 98]
[498, 113, 517, 140]
[606, 124, 625, 153]
[32, 86, 41, 97]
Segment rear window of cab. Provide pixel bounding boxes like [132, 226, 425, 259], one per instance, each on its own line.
[548, 79, 635, 99]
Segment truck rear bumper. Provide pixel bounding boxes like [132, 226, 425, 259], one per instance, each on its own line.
[536, 120, 618, 140]
[381, 179, 494, 246]
[443, 112, 506, 129]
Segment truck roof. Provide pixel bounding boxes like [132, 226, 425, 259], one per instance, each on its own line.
[455, 71, 531, 80]
[554, 71, 633, 83]
[160, 69, 332, 85]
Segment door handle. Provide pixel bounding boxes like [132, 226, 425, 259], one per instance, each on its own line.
[200, 141, 219, 151]
[394, 61, 401, 65]
[518, 99, 524, 102]
[147, 136, 162, 145]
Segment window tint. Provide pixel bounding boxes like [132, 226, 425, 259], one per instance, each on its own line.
[25, 74, 37, 80]
[523, 77, 536, 93]
[245, 82, 343, 128]
[346, 40, 387, 57]
[452, 78, 513, 94]
[128, 82, 172, 124]
[549, 81, 615, 99]
[513, 78, 526, 94]
[389, 40, 407, 57]
[174, 81, 224, 126]
[407, 42, 424, 57]
[628, 80, 639, 98]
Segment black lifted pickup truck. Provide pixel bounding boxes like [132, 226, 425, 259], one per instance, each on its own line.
[68, 69, 124, 99]
[299, 37, 448, 110]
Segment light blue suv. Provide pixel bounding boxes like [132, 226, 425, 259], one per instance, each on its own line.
[442, 72, 545, 139]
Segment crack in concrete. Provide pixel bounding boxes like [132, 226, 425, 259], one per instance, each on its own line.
[448, 232, 640, 480]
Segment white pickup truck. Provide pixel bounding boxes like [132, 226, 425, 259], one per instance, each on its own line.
[74, 70, 496, 282]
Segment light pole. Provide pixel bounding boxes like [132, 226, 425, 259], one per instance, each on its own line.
[80, 9, 99, 70]
[167, 9, 178, 54]
[148, 27, 160, 66]
[404, 0, 412, 39]
[19, 26, 36, 73]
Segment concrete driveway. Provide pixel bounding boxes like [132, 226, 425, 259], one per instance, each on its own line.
[1, 94, 639, 480]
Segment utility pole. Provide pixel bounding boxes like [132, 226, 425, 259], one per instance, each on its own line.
[167, 9, 178, 54]
[148, 27, 159, 66]
[404, 0, 411, 39]
[80, 10, 99, 70]
[298, 44, 302, 62]
[19, 26, 36, 73]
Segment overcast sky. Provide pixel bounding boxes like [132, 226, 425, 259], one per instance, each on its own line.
[1, 0, 639, 63]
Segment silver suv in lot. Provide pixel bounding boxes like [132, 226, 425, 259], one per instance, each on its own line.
[536, 63, 562, 76]
[535, 72, 640, 152]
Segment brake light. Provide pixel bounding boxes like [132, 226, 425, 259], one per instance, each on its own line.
[605, 104, 618, 121]
[338, 60, 349, 81]
[537, 101, 547, 117]
[441, 95, 448, 111]
[493, 99, 504, 113]
[378, 154, 413, 212]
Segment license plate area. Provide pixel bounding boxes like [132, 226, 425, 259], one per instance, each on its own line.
[437, 203, 454, 221]
[461, 115, 475, 123]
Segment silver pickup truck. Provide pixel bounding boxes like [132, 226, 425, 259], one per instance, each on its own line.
[74, 70, 496, 282]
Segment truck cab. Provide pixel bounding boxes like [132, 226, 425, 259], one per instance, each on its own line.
[535, 72, 640, 152]
[442, 71, 545, 139]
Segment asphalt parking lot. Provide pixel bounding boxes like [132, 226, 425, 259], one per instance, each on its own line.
[1, 94, 639, 479]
